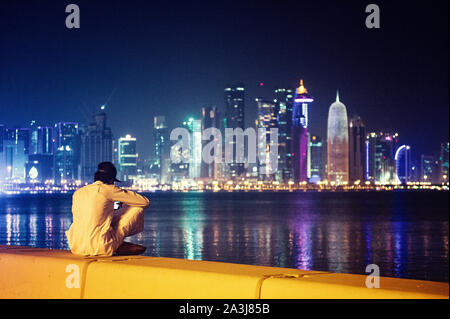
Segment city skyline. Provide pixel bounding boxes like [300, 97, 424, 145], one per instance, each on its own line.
[0, 0, 448, 160]
[1, 85, 448, 188]
[0, 1, 448, 303]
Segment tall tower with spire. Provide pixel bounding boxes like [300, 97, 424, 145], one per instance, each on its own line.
[327, 91, 349, 185]
[291, 80, 314, 183]
[80, 105, 114, 182]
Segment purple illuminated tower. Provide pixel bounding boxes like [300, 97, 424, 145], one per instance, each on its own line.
[292, 80, 313, 183]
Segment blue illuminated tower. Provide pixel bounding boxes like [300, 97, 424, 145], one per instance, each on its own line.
[54, 122, 79, 184]
[2, 128, 30, 182]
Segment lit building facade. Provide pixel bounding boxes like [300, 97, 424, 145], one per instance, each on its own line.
[37, 126, 54, 155]
[190, 119, 202, 180]
[2, 128, 30, 182]
[292, 80, 313, 183]
[365, 132, 398, 184]
[30, 121, 39, 155]
[153, 116, 170, 184]
[118, 134, 138, 182]
[30, 121, 53, 155]
[224, 84, 245, 179]
[308, 135, 323, 183]
[201, 106, 222, 180]
[80, 110, 113, 183]
[349, 115, 366, 184]
[54, 122, 79, 184]
[439, 142, 449, 183]
[170, 117, 199, 182]
[395, 145, 412, 184]
[256, 99, 277, 180]
[420, 154, 436, 183]
[274, 88, 294, 182]
[327, 92, 348, 185]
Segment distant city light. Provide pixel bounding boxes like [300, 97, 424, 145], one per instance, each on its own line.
[295, 98, 314, 103]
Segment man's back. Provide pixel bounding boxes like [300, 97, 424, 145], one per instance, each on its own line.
[66, 181, 149, 256]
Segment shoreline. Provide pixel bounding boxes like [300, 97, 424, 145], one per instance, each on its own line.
[0, 186, 449, 196]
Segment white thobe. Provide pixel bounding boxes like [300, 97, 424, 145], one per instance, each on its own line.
[66, 181, 150, 257]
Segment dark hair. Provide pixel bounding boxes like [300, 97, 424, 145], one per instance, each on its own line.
[94, 161, 120, 184]
[94, 171, 113, 184]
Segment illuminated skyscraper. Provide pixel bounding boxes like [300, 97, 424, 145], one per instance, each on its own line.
[292, 80, 313, 183]
[80, 108, 113, 183]
[2, 128, 30, 182]
[153, 116, 170, 184]
[439, 142, 449, 183]
[366, 131, 398, 184]
[27, 122, 54, 183]
[349, 115, 366, 184]
[29, 123, 54, 156]
[308, 135, 323, 183]
[274, 88, 294, 182]
[118, 134, 138, 182]
[420, 154, 436, 183]
[395, 145, 411, 184]
[225, 84, 245, 179]
[170, 117, 200, 182]
[37, 126, 54, 155]
[30, 121, 39, 155]
[190, 119, 202, 180]
[54, 122, 79, 184]
[256, 99, 277, 179]
[201, 106, 222, 179]
[327, 91, 349, 185]
[225, 84, 245, 130]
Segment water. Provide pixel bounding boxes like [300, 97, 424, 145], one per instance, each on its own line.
[0, 191, 448, 282]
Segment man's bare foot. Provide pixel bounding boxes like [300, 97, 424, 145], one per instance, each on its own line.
[114, 241, 146, 256]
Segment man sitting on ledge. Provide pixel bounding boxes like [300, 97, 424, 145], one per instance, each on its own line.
[66, 162, 150, 257]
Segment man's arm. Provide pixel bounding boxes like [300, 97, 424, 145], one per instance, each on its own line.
[109, 186, 150, 208]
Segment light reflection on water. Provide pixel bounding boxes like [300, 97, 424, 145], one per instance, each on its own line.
[0, 191, 448, 282]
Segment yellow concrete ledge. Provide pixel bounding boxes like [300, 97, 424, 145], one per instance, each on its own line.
[0, 245, 448, 299]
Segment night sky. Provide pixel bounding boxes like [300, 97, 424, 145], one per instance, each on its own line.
[0, 0, 448, 160]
